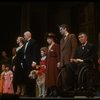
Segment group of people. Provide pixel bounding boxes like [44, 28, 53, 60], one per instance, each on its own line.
[0, 24, 98, 97]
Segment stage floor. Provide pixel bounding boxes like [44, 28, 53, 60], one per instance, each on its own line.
[19, 96, 100, 99]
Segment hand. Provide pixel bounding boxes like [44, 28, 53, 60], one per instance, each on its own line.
[70, 59, 74, 62]
[57, 62, 60, 68]
[34, 70, 38, 74]
[76, 59, 84, 63]
[13, 66, 15, 71]
[70, 59, 78, 63]
[70, 58, 83, 63]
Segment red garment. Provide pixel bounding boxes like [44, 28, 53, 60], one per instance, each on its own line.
[36, 59, 47, 77]
[46, 43, 60, 88]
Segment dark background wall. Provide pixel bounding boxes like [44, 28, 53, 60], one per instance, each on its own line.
[0, 1, 99, 57]
[0, 2, 21, 56]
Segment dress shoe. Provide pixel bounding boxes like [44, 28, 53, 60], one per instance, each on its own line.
[62, 87, 74, 92]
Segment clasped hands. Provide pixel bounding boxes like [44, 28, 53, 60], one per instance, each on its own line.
[70, 58, 84, 63]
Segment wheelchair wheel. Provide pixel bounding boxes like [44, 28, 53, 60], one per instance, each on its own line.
[78, 66, 89, 89]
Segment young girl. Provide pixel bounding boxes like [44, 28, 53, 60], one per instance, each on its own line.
[0, 64, 5, 94]
[29, 47, 47, 97]
[36, 47, 47, 97]
[3, 64, 14, 94]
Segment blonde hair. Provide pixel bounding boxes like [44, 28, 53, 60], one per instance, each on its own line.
[18, 36, 25, 44]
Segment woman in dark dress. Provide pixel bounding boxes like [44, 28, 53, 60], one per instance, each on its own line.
[15, 36, 25, 96]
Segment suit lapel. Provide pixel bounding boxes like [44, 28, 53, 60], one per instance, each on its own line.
[61, 34, 70, 51]
[24, 39, 31, 53]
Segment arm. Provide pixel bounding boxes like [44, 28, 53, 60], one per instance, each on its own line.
[8, 71, 13, 88]
[31, 40, 40, 64]
[70, 34, 78, 59]
[55, 44, 60, 68]
[83, 44, 97, 64]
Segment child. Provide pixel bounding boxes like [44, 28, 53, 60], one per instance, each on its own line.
[36, 47, 47, 97]
[3, 64, 14, 94]
[29, 47, 47, 97]
[0, 64, 6, 94]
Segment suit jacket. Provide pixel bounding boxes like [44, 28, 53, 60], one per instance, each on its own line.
[23, 39, 39, 69]
[75, 42, 97, 65]
[60, 34, 78, 67]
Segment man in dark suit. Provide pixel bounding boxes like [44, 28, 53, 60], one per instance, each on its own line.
[23, 31, 39, 97]
[71, 32, 97, 90]
[58, 24, 78, 91]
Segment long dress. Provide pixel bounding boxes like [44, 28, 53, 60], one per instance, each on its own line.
[46, 43, 60, 88]
[0, 71, 5, 94]
[15, 46, 25, 85]
[3, 70, 14, 94]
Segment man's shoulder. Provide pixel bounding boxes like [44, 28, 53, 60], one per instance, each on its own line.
[69, 33, 76, 38]
[30, 39, 37, 44]
[87, 42, 94, 48]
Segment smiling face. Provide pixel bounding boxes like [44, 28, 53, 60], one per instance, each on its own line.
[78, 34, 87, 44]
[40, 50, 45, 57]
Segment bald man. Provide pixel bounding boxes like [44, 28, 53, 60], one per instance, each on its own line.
[23, 31, 39, 97]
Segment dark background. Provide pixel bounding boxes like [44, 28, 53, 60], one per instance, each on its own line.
[0, 1, 99, 57]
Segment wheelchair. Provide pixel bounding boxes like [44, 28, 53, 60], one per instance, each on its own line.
[75, 63, 96, 97]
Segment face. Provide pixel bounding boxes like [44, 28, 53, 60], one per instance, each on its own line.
[24, 32, 29, 41]
[78, 34, 87, 44]
[5, 66, 9, 71]
[41, 50, 45, 57]
[59, 27, 66, 35]
[16, 37, 21, 44]
[1, 64, 5, 71]
[47, 38, 53, 45]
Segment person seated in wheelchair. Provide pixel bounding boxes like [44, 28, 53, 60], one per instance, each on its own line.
[70, 32, 97, 91]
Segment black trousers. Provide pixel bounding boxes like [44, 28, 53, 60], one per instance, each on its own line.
[23, 59, 36, 97]
[60, 63, 76, 91]
[26, 78, 36, 97]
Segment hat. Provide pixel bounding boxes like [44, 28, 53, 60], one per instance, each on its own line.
[47, 33, 56, 39]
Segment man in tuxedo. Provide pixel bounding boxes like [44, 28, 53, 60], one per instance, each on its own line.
[58, 24, 78, 92]
[71, 32, 97, 90]
[23, 31, 39, 97]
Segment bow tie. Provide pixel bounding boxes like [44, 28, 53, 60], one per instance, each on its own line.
[81, 45, 85, 50]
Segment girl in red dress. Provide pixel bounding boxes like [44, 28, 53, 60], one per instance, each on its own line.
[29, 47, 47, 97]
[36, 47, 47, 97]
